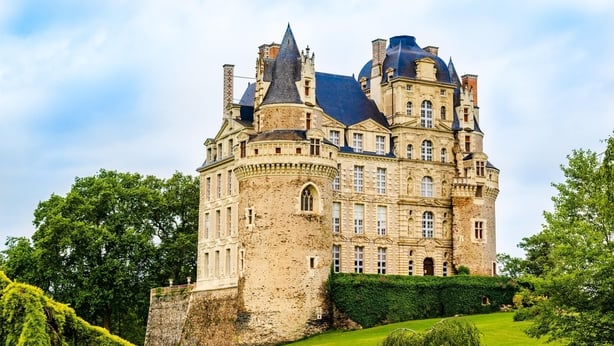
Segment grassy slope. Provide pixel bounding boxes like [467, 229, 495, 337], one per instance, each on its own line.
[287, 312, 561, 346]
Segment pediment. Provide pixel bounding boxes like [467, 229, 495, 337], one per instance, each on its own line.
[321, 113, 345, 128]
[349, 118, 390, 133]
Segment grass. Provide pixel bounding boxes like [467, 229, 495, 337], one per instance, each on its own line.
[286, 312, 562, 346]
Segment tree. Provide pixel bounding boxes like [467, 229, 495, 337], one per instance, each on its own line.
[496, 253, 523, 278]
[2, 170, 199, 344]
[522, 134, 614, 344]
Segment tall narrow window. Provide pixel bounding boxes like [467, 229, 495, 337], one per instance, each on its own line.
[214, 250, 220, 277]
[443, 262, 448, 276]
[408, 260, 414, 276]
[353, 204, 364, 234]
[203, 252, 209, 277]
[406, 101, 413, 115]
[226, 207, 232, 236]
[306, 112, 311, 130]
[421, 176, 433, 197]
[206, 177, 211, 201]
[377, 206, 387, 236]
[332, 202, 341, 233]
[476, 161, 485, 177]
[440, 106, 446, 120]
[217, 173, 222, 198]
[228, 139, 233, 156]
[407, 144, 413, 159]
[421, 100, 433, 128]
[333, 245, 341, 273]
[225, 249, 231, 276]
[474, 221, 484, 239]
[353, 166, 364, 192]
[422, 211, 434, 238]
[310, 138, 320, 156]
[329, 130, 340, 146]
[421, 140, 433, 161]
[465, 135, 471, 152]
[463, 107, 469, 122]
[353, 133, 363, 153]
[304, 80, 310, 96]
[440, 148, 447, 163]
[376, 135, 385, 155]
[227, 170, 233, 195]
[301, 186, 314, 211]
[246, 208, 254, 226]
[204, 213, 210, 239]
[240, 141, 246, 158]
[216, 210, 221, 238]
[354, 246, 364, 273]
[333, 164, 341, 191]
[377, 168, 386, 194]
[377, 248, 387, 274]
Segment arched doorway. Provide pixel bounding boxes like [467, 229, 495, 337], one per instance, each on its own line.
[423, 258, 434, 276]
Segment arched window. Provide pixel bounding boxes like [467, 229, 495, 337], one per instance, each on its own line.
[301, 186, 315, 211]
[408, 260, 414, 276]
[422, 211, 434, 238]
[421, 176, 433, 197]
[421, 140, 433, 161]
[424, 258, 434, 276]
[420, 100, 433, 128]
[443, 262, 448, 276]
[407, 144, 413, 159]
[440, 106, 446, 120]
[440, 148, 447, 163]
[406, 101, 413, 116]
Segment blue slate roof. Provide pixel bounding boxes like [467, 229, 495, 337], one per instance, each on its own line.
[315, 72, 388, 127]
[260, 25, 302, 105]
[358, 35, 453, 89]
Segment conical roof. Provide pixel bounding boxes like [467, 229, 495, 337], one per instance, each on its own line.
[261, 25, 302, 105]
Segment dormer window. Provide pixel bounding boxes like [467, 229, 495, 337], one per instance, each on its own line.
[304, 80, 311, 96]
[329, 130, 340, 146]
[376, 135, 385, 155]
[352, 133, 363, 153]
[420, 100, 433, 128]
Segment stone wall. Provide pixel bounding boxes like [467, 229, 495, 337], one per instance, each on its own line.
[144, 285, 193, 346]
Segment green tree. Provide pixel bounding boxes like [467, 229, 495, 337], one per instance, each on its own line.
[496, 253, 524, 278]
[522, 134, 614, 345]
[2, 169, 199, 344]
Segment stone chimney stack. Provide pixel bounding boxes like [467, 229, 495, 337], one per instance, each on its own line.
[371, 38, 387, 69]
[462, 74, 478, 107]
[223, 64, 234, 110]
[424, 46, 439, 56]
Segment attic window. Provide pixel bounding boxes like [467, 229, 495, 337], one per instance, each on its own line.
[305, 80, 310, 96]
[306, 112, 311, 130]
[406, 84, 413, 91]
[275, 147, 281, 154]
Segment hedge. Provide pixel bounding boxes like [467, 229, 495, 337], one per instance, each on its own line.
[330, 273, 517, 328]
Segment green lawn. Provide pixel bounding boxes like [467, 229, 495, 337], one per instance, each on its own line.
[287, 312, 561, 346]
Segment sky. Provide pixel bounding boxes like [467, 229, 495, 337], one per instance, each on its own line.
[1, 0, 613, 258]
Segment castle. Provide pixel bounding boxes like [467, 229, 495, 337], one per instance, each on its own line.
[193, 25, 499, 345]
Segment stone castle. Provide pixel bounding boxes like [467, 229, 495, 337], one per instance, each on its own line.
[170, 25, 499, 345]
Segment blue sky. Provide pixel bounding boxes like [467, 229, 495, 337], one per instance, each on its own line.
[1, 0, 613, 258]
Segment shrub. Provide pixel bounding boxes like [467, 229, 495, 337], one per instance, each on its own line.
[381, 328, 424, 346]
[422, 318, 481, 346]
[456, 266, 471, 275]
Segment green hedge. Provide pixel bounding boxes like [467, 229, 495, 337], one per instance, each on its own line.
[330, 273, 517, 328]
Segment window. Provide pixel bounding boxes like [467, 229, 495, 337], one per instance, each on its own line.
[353, 133, 363, 153]
[204, 213, 210, 239]
[377, 248, 387, 274]
[206, 177, 211, 201]
[332, 202, 341, 233]
[440, 89, 446, 96]
[377, 206, 387, 236]
[407, 144, 413, 159]
[353, 166, 364, 192]
[306, 112, 311, 129]
[463, 107, 469, 122]
[246, 208, 254, 225]
[421, 176, 433, 197]
[354, 247, 364, 273]
[421, 140, 433, 161]
[443, 262, 448, 276]
[217, 173, 222, 198]
[376, 135, 385, 155]
[377, 168, 386, 194]
[329, 130, 340, 146]
[275, 147, 281, 154]
[476, 161, 485, 177]
[301, 186, 314, 211]
[214, 250, 220, 277]
[203, 252, 209, 277]
[217, 143, 223, 159]
[440, 106, 446, 120]
[333, 164, 341, 191]
[216, 210, 221, 238]
[406, 84, 413, 91]
[333, 245, 341, 273]
[228, 139, 233, 156]
[422, 211, 434, 238]
[440, 148, 447, 163]
[225, 249, 231, 275]
[310, 138, 320, 156]
[227, 170, 233, 195]
[408, 260, 414, 276]
[305, 80, 310, 96]
[465, 136, 471, 152]
[406, 101, 413, 115]
[353, 204, 364, 234]
[226, 207, 232, 236]
[240, 141, 246, 158]
[420, 100, 433, 128]
[475, 221, 484, 239]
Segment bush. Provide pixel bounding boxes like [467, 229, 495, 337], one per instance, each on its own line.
[381, 318, 482, 346]
[456, 266, 471, 275]
[381, 328, 423, 346]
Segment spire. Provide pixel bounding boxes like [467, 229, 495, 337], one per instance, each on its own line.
[261, 24, 302, 105]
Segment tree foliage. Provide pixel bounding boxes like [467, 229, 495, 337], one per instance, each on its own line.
[2, 170, 198, 344]
[519, 134, 614, 345]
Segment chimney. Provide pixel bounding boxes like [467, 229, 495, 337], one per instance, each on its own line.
[223, 64, 234, 110]
[424, 46, 439, 56]
[462, 74, 478, 107]
[372, 39, 387, 67]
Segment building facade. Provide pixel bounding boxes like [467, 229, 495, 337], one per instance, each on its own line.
[195, 25, 499, 344]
